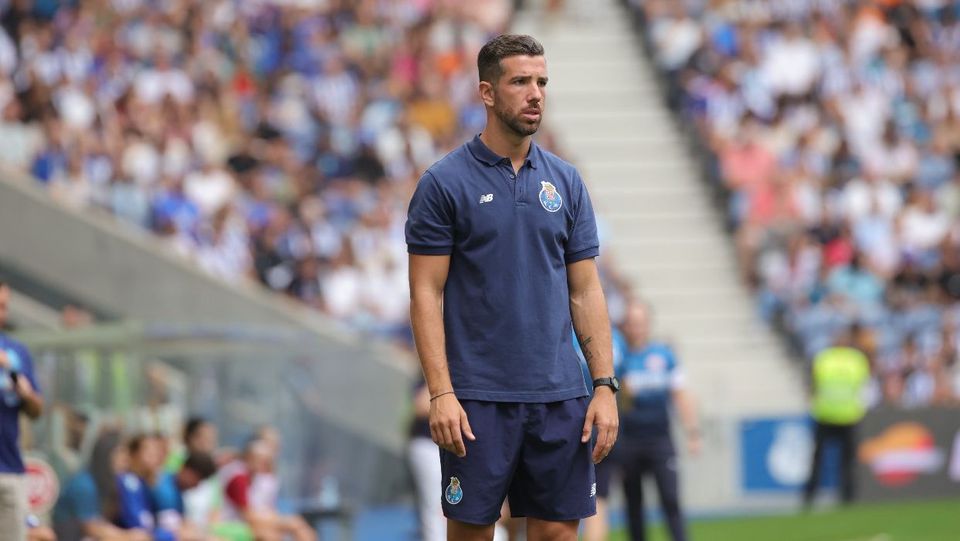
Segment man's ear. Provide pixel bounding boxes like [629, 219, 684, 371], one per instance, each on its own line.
[479, 80, 495, 108]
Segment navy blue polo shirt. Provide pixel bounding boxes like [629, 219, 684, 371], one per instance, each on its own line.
[406, 135, 599, 402]
[0, 333, 40, 473]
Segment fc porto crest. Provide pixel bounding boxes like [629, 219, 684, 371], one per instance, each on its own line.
[445, 476, 463, 505]
[539, 181, 563, 212]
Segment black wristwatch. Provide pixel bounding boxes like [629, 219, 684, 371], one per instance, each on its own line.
[592, 377, 620, 393]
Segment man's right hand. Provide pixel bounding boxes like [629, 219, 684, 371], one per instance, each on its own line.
[429, 393, 475, 457]
[0, 350, 8, 370]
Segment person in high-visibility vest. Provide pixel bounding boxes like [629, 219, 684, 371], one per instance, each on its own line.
[802, 327, 870, 508]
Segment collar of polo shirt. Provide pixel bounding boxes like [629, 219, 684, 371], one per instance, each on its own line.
[467, 135, 540, 170]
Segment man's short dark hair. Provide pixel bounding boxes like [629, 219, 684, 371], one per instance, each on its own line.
[184, 416, 210, 444]
[127, 433, 149, 456]
[477, 34, 544, 84]
[182, 452, 217, 480]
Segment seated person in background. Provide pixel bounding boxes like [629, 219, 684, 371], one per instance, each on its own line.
[116, 434, 176, 541]
[169, 418, 222, 526]
[165, 418, 220, 472]
[249, 426, 280, 511]
[165, 418, 253, 541]
[152, 453, 218, 540]
[54, 430, 150, 541]
[27, 522, 56, 541]
[222, 439, 315, 541]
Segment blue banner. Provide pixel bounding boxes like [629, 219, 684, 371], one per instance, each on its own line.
[741, 416, 838, 492]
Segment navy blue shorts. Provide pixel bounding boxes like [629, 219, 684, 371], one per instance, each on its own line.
[439, 397, 596, 525]
[594, 453, 615, 499]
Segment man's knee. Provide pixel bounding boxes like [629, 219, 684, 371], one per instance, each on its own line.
[448, 518, 496, 541]
[526, 517, 579, 541]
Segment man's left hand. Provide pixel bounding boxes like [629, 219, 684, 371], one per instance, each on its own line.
[581, 386, 619, 464]
[14, 374, 33, 398]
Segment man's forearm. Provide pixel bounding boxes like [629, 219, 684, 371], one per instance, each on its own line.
[20, 389, 42, 419]
[410, 292, 454, 396]
[570, 286, 614, 380]
[675, 389, 700, 436]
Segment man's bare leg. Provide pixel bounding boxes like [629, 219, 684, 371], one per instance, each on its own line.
[448, 519, 496, 541]
[527, 518, 579, 541]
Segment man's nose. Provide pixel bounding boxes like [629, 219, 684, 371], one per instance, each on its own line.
[528, 83, 543, 103]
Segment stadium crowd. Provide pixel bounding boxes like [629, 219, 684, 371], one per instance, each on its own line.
[634, 0, 960, 408]
[53, 415, 312, 541]
[0, 0, 611, 341]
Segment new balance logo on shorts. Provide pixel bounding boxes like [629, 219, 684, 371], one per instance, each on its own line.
[590, 483, 597, 498]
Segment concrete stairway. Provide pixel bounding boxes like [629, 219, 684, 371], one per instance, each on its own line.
[514, 0, 804, 417]
[514, 0, 806, 511]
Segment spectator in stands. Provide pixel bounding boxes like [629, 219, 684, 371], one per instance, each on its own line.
[0, 0, 630, 347]
[166, 417, 219, 472]
[116, 434, 175, 541]
[222, 439, 314, 541]
[0, 279, 44, 541]
[54, 429, 151, 541]
[152, 452, 218, 540]
[163, 418, 251, 541]
[804, 328, 871, 508]
[900, 334, 937, 408]
[26, 522, 55, 541]
[634, 0, 960, 406]
[250, 426, 281, 512]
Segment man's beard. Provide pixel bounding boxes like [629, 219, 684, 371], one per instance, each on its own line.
[494, 101, 540, 137]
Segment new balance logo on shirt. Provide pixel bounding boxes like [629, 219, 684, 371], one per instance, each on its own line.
[479, 193, 494, 204]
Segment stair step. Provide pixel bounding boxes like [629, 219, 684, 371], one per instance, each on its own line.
[550, 86, 661, 105]
[562, 137, 689, 162]
[628, 266, 741, 291]
[517, 0, 805, 420]
[554, 120, 680, 141]
[583, 160, 698, 181]
[598, 191, 715, 215]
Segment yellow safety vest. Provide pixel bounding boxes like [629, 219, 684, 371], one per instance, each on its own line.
[811, 346, 870, 425]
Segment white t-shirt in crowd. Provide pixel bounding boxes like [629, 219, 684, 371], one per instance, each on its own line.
[900, 206, 950, 251]
[841, 177, 902, 222]
[761, 35, 821, 96]
[134, 67, 195, 104]
[184, 168, 236, 216]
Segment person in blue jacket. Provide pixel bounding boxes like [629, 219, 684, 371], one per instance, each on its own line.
[116, 434, 175, 541]
[616, 301, 701, 541]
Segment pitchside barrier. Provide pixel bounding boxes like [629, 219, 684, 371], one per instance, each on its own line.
[735, 408, 960, 507]
[15, 322, 414, 528]
[856, 406, 960, 502]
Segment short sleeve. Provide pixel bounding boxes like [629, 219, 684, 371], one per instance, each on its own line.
[565, 173, 599, 263]
[405, 171, 455, 255]
[151, 474, 180, 512]
[17, 345, 40, 396]
[224, 474, 249, 511]
[666, 347, 686, 390]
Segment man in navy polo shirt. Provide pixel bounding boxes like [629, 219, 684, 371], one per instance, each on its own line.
[0, 280, 44, 541]
[406, 34, 619, 541]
